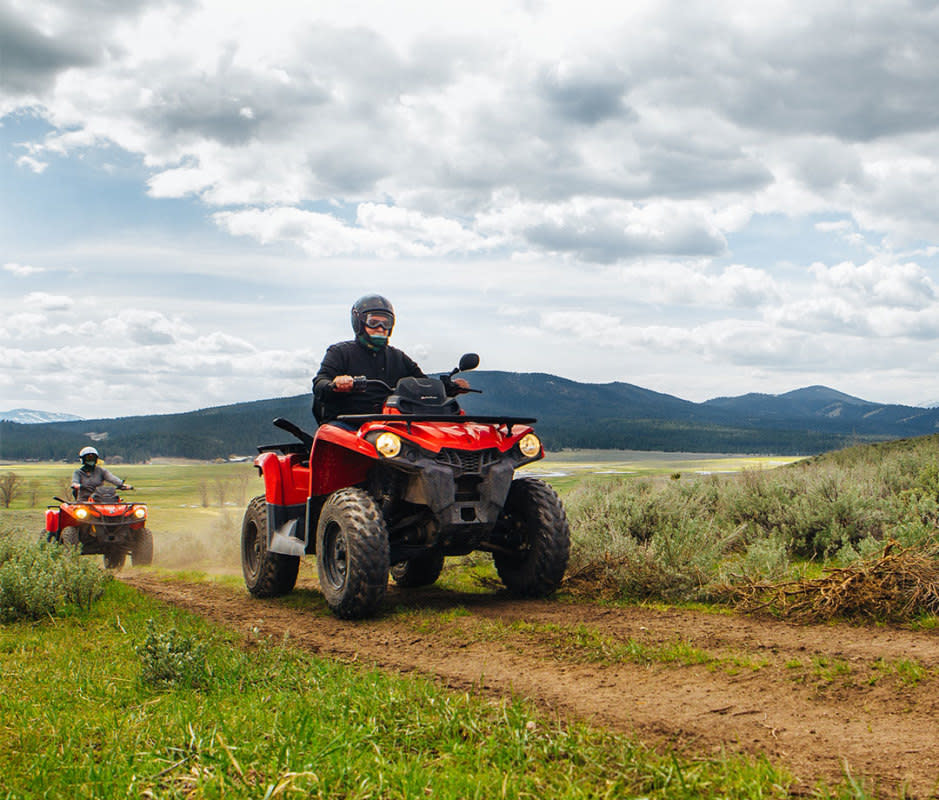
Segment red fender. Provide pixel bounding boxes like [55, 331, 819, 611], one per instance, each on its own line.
[45, 508, 60, 534]
[254, 451, 312, 506]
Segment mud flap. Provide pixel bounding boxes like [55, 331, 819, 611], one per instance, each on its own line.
[266, 504, 307, 556]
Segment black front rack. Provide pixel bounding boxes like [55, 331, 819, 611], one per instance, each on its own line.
[334, 414, 537, 435]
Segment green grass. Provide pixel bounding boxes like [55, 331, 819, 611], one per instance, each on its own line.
[0, 448, 916, 798]
[0, 580, 871, 800]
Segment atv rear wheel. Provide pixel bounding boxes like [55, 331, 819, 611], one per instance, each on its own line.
[242, 496, 300, 597]
[492, 477, 570, 597]
[316, 488, 390, 619]
[390, 549, 445, 588]
[132, 527, 154, 566]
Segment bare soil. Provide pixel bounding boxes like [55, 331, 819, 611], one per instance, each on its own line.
[121, 571, 939, 798]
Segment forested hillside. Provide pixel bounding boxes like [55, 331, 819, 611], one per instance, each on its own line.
[2, 371, 936, 462]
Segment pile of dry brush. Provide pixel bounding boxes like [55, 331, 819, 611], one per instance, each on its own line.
[719, 541, 939, 622]
[564, 542, 939, 623]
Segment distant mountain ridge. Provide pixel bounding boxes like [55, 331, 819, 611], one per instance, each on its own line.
[2, 373, 938, 461]
[0, 408, 84, 424]
[702, 385, 939, 430]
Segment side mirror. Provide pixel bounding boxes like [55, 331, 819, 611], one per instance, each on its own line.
[458, 353, 480, 373]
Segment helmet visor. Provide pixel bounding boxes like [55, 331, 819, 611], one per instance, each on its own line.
[364, 313, 394, 331]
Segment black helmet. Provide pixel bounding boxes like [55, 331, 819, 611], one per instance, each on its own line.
[350, 294, 395, 336]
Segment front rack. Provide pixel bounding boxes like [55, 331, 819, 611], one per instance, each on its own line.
[334, 413, 537, 435]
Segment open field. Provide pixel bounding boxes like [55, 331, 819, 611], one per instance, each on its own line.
[0, 451, 799, 571]
[3, 444, 939, 797]
[523, 449, 804, 490]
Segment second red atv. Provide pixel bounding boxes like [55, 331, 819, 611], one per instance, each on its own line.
[46, 486, 153, 569]
[241, 354, 570, 619]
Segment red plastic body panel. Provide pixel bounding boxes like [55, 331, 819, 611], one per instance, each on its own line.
[45, 508, 60, 534]
[361, 419, 535, 456]
[255, 451, 312, 506]
[51, 502, 147, 530]
[254, 410, 541, 502]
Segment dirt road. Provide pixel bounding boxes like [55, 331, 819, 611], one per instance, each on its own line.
[121, 572, 939, 798]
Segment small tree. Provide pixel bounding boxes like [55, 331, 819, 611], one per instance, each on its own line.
[0, 472, 21, 508]
[237, 473, 251, 505]
[27, 479, 41, 507]
[214, 477, 227, 507]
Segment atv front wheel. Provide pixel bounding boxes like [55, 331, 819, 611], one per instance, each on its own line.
[390, 549, 445, 588]
[242, 496, 300, 597]
[492, 477, 570, 597]
[132, 527, 154, 566]
[316, 488, 390, 619]
[60, 527, 80, 547]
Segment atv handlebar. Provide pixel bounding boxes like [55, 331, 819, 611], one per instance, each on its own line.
[332, 376, 480, 395]
[329, 352, 481, 395]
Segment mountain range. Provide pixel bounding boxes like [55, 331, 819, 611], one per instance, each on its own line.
[1, 372, 937, 462]
[0, 409, 84, 424]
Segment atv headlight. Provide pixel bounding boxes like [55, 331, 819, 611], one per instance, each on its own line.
[518, 433, 542, 458]
[75, 507, 89, 520]
[375, 432, 402, 458]
[133, 506, 146, 519]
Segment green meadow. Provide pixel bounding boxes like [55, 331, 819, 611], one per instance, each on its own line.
[0, 451, 799, 573]
[2, 442, 934, 798]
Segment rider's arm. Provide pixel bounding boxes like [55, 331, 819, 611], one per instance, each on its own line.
[402, 351, 426, 380]
[101, 468, 128, 489]
[313, 343, 351, 398]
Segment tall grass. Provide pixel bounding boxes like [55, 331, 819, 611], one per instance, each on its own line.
[564, 435, 939, 603]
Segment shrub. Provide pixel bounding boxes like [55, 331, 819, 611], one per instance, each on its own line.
[565, 435, 939, 608]
[136, 618, 212, 690]
[0, 535, 111, 622]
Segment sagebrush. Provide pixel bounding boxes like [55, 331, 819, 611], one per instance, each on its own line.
[564, 435, 939, 607]
[0, 534, 112, 621]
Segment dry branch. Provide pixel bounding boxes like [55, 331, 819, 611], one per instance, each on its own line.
[718, 542, 939, 622]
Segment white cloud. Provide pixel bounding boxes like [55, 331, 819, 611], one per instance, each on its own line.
[4, 262, 46, 276]
[214, 204, 495, 258]
[15, 155, 48, 173]
[25, 292, 73, 311]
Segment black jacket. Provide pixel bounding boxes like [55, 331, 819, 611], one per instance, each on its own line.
[312, 339, 425, 422]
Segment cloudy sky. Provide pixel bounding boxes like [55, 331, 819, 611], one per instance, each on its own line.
[3, 0, 939, 419]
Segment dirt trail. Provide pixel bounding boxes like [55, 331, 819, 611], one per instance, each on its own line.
[121, 572, 939, 798]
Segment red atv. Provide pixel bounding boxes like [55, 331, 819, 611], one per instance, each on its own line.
[46, 486, 153, 569]
[241, 354, 570, 619]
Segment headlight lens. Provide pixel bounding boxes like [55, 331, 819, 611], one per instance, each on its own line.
[75, 507, 89, 519]
[375, 432, 402, 458]
[518, 433, 542, 458]
[133, 506, 147, 519]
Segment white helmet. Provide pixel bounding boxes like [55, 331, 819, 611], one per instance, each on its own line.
[79, 446, 99, 460]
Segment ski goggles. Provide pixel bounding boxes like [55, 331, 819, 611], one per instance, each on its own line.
[364, 314, 394, 331]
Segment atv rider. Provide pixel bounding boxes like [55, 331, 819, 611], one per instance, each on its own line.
[70, 446, 132, 501]
[312, 294, 468, 424]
